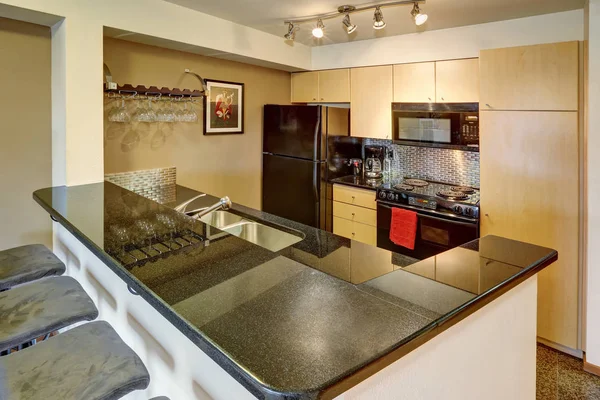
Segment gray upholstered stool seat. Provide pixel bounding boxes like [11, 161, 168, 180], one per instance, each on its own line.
[0, 276, 98, 352]
[0, 321, 150, 400]
[0, 244, 65, 290]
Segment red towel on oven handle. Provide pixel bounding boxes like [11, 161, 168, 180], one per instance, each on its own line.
[389, 207, 418, 250]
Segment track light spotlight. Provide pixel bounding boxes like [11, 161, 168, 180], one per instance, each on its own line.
[373, 6, 386, 30]
[284, 22, 297, 41]
[312, 19, 325, 38]
[342, 14, 357, 34]
[411, 3, 428, 26]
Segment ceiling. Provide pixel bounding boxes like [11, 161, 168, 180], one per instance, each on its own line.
[164, 0, 584, 46]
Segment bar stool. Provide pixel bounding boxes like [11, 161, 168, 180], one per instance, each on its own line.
[0, 244, 65, 290]
[0, 276, 98, 353]
[0, 321, 150, 399]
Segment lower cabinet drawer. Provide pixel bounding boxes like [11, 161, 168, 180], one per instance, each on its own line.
[333, 201, 377, 226]
[333, 216, 377, 246]
[333, 184, 377, 210]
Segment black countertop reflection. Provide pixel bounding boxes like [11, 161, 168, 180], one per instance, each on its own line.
[329, 175, 383, 191]
[34, 182, 557, 400]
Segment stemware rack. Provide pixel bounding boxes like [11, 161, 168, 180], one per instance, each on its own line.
[111, 228, 206, 268]
[104, 83, 204, 98]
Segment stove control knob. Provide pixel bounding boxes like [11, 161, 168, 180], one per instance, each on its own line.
[464, 207, 474, 216]
[387, 192, 395, 201]
[453, 205, 463, 215]
[379, 191, 387, 199]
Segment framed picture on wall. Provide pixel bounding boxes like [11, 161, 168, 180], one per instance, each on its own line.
[203, 79, 244, 135]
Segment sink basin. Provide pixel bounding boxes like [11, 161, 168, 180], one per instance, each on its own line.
[200, 211, 304, 252]
[200, 209, 244, 227]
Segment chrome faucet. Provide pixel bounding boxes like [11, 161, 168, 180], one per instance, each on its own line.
[190, 196, 232, 219]
[173, 194, 206, 213]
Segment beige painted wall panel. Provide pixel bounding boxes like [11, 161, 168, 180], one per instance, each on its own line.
[103, 38, 291, 209]
[0, 17, 52, 248]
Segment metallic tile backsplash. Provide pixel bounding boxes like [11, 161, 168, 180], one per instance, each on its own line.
[365, 139, 480, 188]
[105, 167, 177, 204]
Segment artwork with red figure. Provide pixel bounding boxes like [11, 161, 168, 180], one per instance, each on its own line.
[204, 79, 244, 135]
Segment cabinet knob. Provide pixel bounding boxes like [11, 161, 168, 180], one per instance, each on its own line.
[321, 98, 324, 100]
[485, 213, 489, 217]
[485, 104, 491, 108]
[313, 98, 316, 101]
[352, 196, 355, 200]
[428, 97, 432, 101]
[352, 232, 355, 236]
[351, 213, 355, 217]
[441, 97, 445, 101]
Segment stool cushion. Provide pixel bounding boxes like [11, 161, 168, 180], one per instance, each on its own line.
[0, 321, 150, 400]
[0, 276, 98, 352]
[0, 244, 65, 290]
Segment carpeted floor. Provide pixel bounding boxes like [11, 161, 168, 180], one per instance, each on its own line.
[538, 344, 600, 399]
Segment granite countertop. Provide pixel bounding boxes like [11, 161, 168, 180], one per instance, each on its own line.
[33, 182, 558, 400]
[329, 175, 382, 191]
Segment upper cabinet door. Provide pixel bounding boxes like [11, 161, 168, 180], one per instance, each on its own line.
[291, 72, 319, 103]
[480, 41, 579, 111]
[393, 62, 436, 103]
[435, 59, 480, 103]
[319, 69, 350, 102]
[351, 65, 393, 139]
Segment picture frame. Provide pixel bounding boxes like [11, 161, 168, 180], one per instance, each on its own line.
[203, 79, 244, 135]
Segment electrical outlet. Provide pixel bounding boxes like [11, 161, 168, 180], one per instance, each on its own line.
[106, 82, 117, 90]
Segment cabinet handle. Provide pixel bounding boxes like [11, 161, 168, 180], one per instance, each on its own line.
[352, 196, 355, 200]
[428, 97, 432, 101]
[321, 98, 324, 100]
[485, 213, 489, 217]
[441, 97, 445, 101]
[352, 232, 355, 236]
[485, 104, 491, 108]
[313, 98, 316, 101]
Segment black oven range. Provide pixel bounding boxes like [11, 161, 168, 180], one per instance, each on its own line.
[376, 178, 480, 262]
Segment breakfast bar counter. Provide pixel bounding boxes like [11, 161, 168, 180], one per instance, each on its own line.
[34, 182, 557, 400]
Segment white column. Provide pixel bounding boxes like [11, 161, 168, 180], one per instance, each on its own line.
[51, 14, 104, 186]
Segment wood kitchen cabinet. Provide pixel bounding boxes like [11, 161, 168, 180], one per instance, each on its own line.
[291, 69, 350, 103]
[291, 71, 319, 103]
[480, 110, 579, 349]
[332, 184, 378, 246]
[393, 62, 436, 103]
[435, 58, 479, 103]
[479, 41, 579, 111]
[318, 69, 350, 102]
[351, 65, 393, 139]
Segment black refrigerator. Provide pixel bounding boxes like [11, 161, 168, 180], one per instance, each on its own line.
[263, 105, 349, 230]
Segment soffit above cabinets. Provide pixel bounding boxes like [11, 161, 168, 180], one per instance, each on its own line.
[163, 0, 584, 47]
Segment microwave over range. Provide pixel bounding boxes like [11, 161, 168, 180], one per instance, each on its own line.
[392, 103, 479, 151]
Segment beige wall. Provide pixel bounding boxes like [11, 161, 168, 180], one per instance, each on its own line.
[0, 17, 51, 249]
[103, 38, 291, 209]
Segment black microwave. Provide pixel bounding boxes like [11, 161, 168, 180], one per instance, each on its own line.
[391, 103, 479, 151]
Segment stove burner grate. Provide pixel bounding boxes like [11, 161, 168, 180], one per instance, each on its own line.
[404, 179, 429, 187]
[451, 186, 475, 194]
[393, 184, 414, 191]
[437, 190, 469, 200]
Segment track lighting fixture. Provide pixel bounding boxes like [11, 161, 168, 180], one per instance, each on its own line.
[342, 14, 357, 34]
[411, 3, 428, 26]
[284, 22, 297, 41]
[312, 19, 325, 38]
[282, 1, 429, 42]
[373, 6, 386, 30]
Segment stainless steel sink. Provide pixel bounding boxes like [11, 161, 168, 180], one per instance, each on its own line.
[200, 211, 304, 252]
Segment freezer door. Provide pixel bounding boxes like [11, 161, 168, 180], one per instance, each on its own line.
[262, 154, 326, 228]
[263, 105, 323, 161]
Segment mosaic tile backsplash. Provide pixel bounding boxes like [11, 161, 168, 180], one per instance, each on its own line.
[366, 139, 480, 188]
[105, 167, 177, 204]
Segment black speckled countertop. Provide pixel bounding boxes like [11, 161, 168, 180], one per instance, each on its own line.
[329, 175, 382, 191]
[34, 182, 557, 400]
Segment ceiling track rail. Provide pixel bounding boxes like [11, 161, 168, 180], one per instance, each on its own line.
[284, 0, 425, 24]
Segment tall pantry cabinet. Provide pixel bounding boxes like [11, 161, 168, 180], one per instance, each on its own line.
[479, 41, 580, 350]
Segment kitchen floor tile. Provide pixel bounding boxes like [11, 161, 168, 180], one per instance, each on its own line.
[538, 344, 600, 400]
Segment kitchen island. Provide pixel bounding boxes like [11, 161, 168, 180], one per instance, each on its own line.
[34, 182, 557, 400]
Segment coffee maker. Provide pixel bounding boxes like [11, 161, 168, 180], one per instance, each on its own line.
[364, 145, 384, 180]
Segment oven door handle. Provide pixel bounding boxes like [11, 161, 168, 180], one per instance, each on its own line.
[378, 202, 478, 227]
